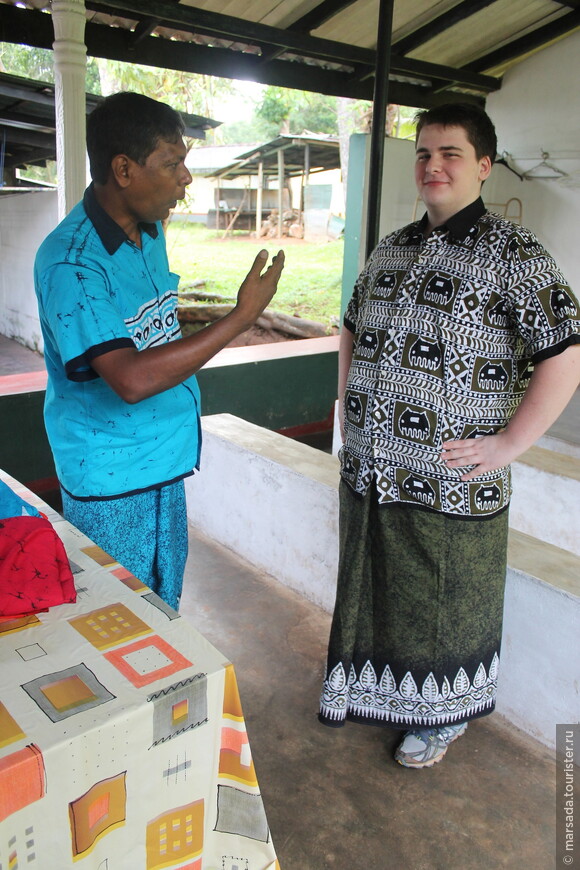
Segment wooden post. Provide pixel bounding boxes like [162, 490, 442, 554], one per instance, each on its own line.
[277, 147, 284, 238]
[256, 160, 263, 238]
[301, 142, 310, 228]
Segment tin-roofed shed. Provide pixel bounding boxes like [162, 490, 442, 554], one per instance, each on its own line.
[208, 133, 341, 238]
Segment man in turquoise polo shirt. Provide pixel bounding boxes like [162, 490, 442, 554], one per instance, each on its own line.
[35, 92, 284, 609]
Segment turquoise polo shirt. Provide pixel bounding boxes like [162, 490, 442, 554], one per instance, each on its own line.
[34, 185, 201, 500]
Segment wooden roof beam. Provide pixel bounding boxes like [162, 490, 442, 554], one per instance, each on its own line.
[464, 7, 580, 72]
[257, 1, 360, 65]
[86, 0, 376, 67]
[288, 0, 359, 34]
[393, 0, 499, 55]
[128, 18, 161, 46]
[0, 2, 499, 104]
[0, 125, 55, 149]
[0, 110, 55, 134]
[5, 149, 55, 170]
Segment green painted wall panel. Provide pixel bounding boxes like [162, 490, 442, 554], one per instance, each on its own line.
[341, 133, 368, 321]
[197, 351, 337, 429]
[0, 391, 55, 485]
[0, 348, 338, 492]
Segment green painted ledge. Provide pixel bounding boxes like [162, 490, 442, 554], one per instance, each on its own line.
[0, 336, 339, 501]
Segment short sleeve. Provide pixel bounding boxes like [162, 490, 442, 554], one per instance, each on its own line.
[343, 248, 382, 334]
[505, 228, 580, 362]
[343, 276, 362, 333]
[37, 261, 135, 381]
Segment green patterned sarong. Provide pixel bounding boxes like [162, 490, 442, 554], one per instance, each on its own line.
[319, 481, 509, 729]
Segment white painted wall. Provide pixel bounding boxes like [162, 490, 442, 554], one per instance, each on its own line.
[497, 569, 580, 745]
[0, 189, 58, 351]
[378, 137, 420, 236]
[186, 414, 340, 614]
[485, 29, 580, 296]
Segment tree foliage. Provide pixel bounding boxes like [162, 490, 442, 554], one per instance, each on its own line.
[1, 41, 416, 194]
[93, 59, 237, 119]
[0, 44, 54, 82]
[255, 85, 369, 138]
[0, 42, 101, 91]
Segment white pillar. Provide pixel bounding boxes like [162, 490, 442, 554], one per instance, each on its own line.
[51, 0, 87, 218]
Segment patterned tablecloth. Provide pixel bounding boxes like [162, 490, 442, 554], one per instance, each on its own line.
[0, 470, 279, 870]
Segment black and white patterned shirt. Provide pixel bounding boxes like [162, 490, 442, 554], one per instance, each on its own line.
[341, 198, 580, 517]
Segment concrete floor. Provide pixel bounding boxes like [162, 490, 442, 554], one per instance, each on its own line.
[180, 526, 555, 870]
[0, 334, 45, 374]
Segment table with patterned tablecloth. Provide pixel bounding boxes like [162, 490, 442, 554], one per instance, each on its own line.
[0, 469, 280, 870]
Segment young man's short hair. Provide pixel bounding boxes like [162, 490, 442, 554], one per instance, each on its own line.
[87, 92, 185, 185]
[414, 103, 497, 164]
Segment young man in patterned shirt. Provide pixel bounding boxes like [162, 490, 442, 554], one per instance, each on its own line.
[319, 103, 580, 767]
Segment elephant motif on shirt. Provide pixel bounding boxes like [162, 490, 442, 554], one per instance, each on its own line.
[424, 275, 454, 306]
[478, 362, 509, 391]
[374, 273, 397, 297]
[358, 329, 379, 358]
[474, 484, 501, 511]
[550, 288, 577, 319]
[402, 474, 436, 506]
[399, 408, 430, 440]
[346, 394, 363, 424]
[488, 298, 510, 328]
[409, 337, 442, 371]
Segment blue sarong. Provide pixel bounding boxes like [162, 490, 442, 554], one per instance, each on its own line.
[61, 481, 188, 610]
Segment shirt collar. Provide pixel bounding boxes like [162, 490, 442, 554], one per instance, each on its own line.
[416, 197, 487, 243]
[83, 183, 159, 255]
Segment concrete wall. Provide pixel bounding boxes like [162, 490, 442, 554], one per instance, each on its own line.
[485, 29, 580, 297]
[0, 189, 58, 352]
[496, 566, 580, 745]
[511, 450, 580, 557]
[186, 414, 580, 749]
[197, 337, 338, 431]
[186, 414, 339, 613]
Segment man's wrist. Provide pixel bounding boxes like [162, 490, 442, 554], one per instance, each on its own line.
[498, 425, 532, 460]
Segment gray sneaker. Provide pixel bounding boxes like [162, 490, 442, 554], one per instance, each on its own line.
[395, 722, 468, 768]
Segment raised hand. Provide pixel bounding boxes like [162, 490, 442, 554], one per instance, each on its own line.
[234, 249, 285, 327]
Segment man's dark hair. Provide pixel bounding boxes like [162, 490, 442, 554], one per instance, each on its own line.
[87, 92, 185, 184]
[414, 103, 497, 164]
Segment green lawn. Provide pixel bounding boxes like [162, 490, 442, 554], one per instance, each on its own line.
[166, 222, 344, 326]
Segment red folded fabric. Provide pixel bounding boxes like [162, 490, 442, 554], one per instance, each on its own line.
[0, 516, 76, 616]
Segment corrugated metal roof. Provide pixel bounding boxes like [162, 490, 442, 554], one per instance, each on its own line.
[1, 0, 579, 167]
[186, 144, 253, 173]
[208, 134, 340, 179]
[0, 70, 219, 171]
[407, 0, 569, 72]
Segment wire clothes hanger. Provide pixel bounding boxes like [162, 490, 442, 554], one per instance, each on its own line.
[523, 150, 567, 179]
